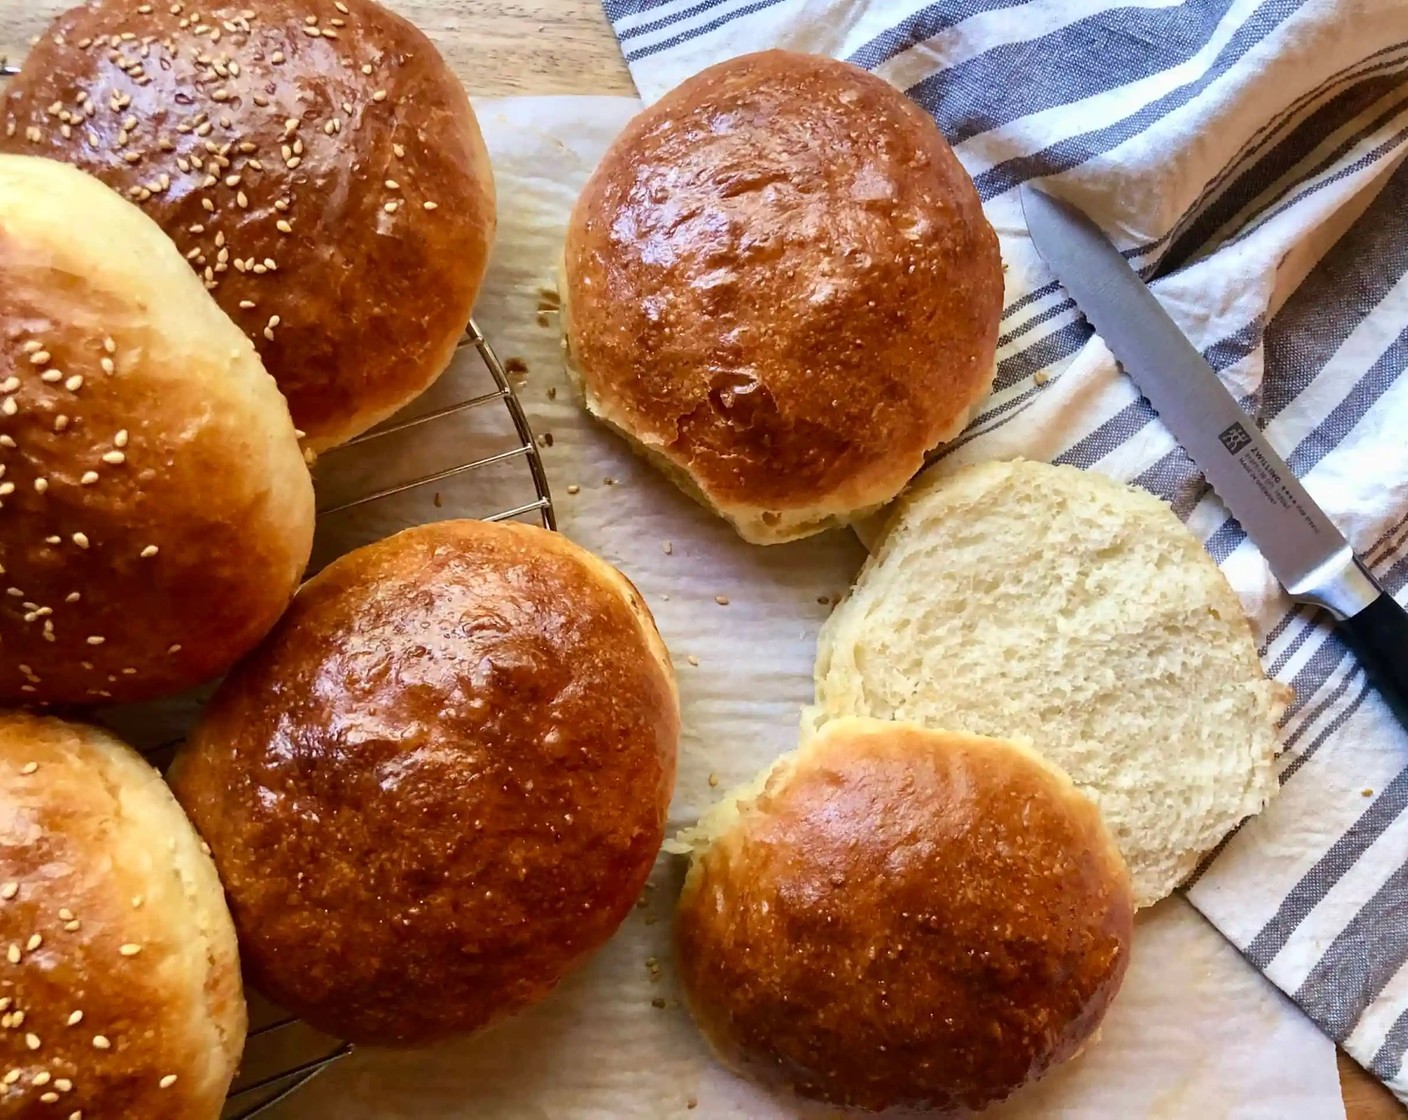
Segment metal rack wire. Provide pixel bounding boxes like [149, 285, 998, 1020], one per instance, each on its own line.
[4, 47, 557, 1116]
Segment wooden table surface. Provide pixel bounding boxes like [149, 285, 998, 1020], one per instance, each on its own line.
[0, 1, 1401, 1117]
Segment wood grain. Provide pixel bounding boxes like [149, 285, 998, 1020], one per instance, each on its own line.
[0, 1, 1399, 1116]
[0, 0, 634, 95]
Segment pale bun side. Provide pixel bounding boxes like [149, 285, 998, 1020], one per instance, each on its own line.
[0, 153, 313, 706]
[0, 712, 246, 1120]
[2, 0, 496, 450]
[674, 716, 1134, 1114]
[811, 458, 1288, 907]
[562, 50, 1003, 544]
[170, 519, 680, 1046]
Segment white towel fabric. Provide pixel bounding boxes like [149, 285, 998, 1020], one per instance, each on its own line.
[598, 0, 1408, 1102]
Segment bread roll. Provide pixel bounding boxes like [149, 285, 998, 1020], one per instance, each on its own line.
[0, 154, 313, 707]
[562, 50, 1003, 545]
[0, 713, 245, 1119]
[673, 717, 1134, 1113]
[169, 520, 680, 1046]
[1, 0, 496, 450]
[811, 458, 1288, 907]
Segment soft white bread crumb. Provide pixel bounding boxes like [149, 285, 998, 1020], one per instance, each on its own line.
[809, 458, 1287, 907]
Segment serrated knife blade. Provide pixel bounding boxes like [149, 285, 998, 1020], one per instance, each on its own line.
[1020, 184, 1408, 730]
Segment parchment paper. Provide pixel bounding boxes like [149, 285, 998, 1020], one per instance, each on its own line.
[233, 97, 1344, 1120]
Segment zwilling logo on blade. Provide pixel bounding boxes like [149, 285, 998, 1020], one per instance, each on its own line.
[1219, 422, 1253, 455]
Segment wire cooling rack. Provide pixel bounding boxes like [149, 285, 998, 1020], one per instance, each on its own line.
[2, 51, 557, 1115]
[114, 321, 556, 1120]
[225, 323, 557, 1119]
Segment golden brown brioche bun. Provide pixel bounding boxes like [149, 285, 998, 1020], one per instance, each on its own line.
[169, 519, 680, 1046]
[562, 50, 1003, 544]
[1, 0, 496, 451]
[0, 712, 246, 1119]
[673, 717, 1134, 1113]
[0, 154, 313, 707]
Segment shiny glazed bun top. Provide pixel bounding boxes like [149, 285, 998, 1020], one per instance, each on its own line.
[1, 0, 497, 450]
[170, 519, 680, 1047]
[0, 713, 246, 1120]
[563, 50, 1003, 544]
[673, 718, 1134, 1113]
[0, 154, 313, 707]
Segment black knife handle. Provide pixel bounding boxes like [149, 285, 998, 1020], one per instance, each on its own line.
[1339, 590, 1408, 731]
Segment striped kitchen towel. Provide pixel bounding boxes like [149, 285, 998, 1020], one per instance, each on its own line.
[599, 0, 1408, 1104]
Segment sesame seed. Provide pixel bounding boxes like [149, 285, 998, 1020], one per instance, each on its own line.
[1, 398, 15, 417]
[66, 1011, 82, 1026]
[80, 472, 98, 486]
[64, 374, 83, 392]
[715, 596, 730, 606]
[40, 1093, 58, 1104]
[54, 1079, 71, 1091]
[58, 909, 73, 921]
[167, 644, 181, 655]
[104, 337, 116, 354]
[73, 533, 90, 548]
[662, 541, 672, 554]
[384, 201, 399, 214]
[33, 478, 47, 494]
[102, 451, 126, 465]
[32, 1071, 49, 1086]
[385, 179, 399, 190]
[139, 546, 158, 559]
[424, 201, 439, 211]
[276, 220, 292, 234]
[0, 884, 14, 901]
[373, 90, 388, 102]
[393, 143, 405, 158]
[25, 934, 39, 951]
[100, 357, 115, 375]
[24, 1034, 39, 1051]
[335, 1, 349, 10]
[65, 593, 80, 603]
[19, 763, 37, 775]
[2, 1070, 16, 1085]
[29, 351, 50, 365]
[688, 655, 701, 667]
[114, 429, 129, 448]
[567, 484, 580, 495]
[236, 190, 248, 208]
[6, 945, 19, 964]
[119, 943, 142, 957]
[0, 377, 17, 393]
[271, 50, 285, 64]
[85, 637, 104, 646]
[63, 921, 80, 932]
[159, 1075, 177, 1089]
[92, 1035, 110, 1050]
[40, 369, 63, 384]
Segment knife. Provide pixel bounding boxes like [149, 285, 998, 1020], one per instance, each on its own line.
[1020, 185, 1408, 730]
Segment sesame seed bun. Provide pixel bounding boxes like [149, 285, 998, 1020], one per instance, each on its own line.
[168, 519, 680, 1046]
[672, 717, 1134, 1113]
[561, 51, 1003, 545]
[0, 712, 246, 1119]
[0, 153, 314, 707]
[0, 0, 496, 451]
